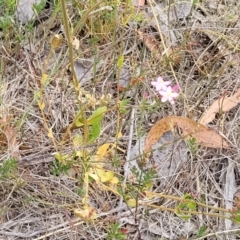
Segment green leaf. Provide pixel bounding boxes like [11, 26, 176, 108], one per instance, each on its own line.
[88, 123, 101, 143]
[197, 226, 207, 237]
[178, 202, 187, 209]
[54, 153, 69, 163]
[183, 193, 192, 199]
[192, 0, 198, 6]
[178, 214, 191, 220]
[0, 158, 17, 180]
[187, 201, 196, 210]
[117, 55, 124, 68]
[75, 111, 84, 127]
[87, 106, 107, 125]
[119, 99, 130, 113]
[232, 214, 240, 223]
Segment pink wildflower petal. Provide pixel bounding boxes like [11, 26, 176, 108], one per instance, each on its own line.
[171, 92, 179, 98]
[143, 92, 149, 99]
[165, 86, 173, 92]
[156, 76, 163, 81]
[159, 90, 168, 96]
[161, 96, 168, 102]
[172, 84, 180, 92]
[151, 76, 171, 91]
[164, 81, 172, 85]
[151, 81, 159, 88]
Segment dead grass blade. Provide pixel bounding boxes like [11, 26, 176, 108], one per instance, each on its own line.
[199, 88, 240, 126]
[144, 116, 229, 153]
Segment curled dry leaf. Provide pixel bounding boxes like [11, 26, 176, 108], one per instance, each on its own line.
[144, 116, 229, 154]
[199, 88, 240, 126]
[137, 30, 162, 60]
[74, 206, 97, 221]
[137, 31, 181, 65]
[50, 34, 63, 49]
[0, 118, 19, 159]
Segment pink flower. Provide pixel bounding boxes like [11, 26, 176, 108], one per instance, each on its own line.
[159, 86, 179, 104]
[172, 84, 180, 92]
[143, 92, 149, 99]
[151, 76, 171, 91]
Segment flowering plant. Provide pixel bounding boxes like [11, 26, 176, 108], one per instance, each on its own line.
[151, 76, 179, 104]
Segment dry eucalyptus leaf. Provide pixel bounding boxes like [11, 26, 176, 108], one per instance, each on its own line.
[144, 116, 229, 153]
[129, 131, 188, 186]
[137, 31, 181, 65]
[0, 118, 19, 159]
[137, 31, 162, 60]
[199, 88, 240, 126]
[74, 207, 97, 221]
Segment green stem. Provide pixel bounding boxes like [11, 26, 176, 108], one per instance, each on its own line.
[60, 0, 88, 143]
[145, 203, 229, 220]
[145, 191, 230, 213]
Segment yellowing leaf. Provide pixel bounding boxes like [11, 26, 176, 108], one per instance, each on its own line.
[109, 176, 119, 184]
[199, 88, 240, 126]
[54, 153, 69, 164]
[117, 131, 123, 138]
[73, 135, 83, 148]
[126, 198, 137, 207]
[47, 128, 54, 139]
[74, 207, 97, 221]
[94, 143, 114, 161]
[88, 172, 100, 182]
[95, 168, 114, 183]
[75, 150, 84, 157]
[144, 116, 229, 154]
[117, 55, 124, 68]
[50, 34, 63, 49]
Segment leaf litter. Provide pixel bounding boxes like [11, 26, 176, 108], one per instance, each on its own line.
[144, 116, 229, 154]
[129, 131, 188, 188]
[2, 0, 240, 239]
[199, 87, 240, 126]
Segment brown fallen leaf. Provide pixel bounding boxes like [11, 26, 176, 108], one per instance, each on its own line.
[144, 116, 229, 154]
[137, 30, 162, 60]
[0, 118, 19, 160]
[137, 31, 182, 65]
[199, 88, 240, 126]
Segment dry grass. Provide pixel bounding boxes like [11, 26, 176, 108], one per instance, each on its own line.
[1, 0, 240, 239]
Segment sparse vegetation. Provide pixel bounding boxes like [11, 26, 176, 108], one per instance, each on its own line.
[1, 0, 240, 239]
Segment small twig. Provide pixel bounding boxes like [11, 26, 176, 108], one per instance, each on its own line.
[119, 107, 136, 206]
[194, 228, 240, 240]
